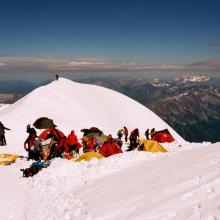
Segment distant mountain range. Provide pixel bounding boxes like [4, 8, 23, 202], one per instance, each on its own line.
[0, 74, 219, 142]
[0, 80, 51, 103]
[78, 74, 220, 143]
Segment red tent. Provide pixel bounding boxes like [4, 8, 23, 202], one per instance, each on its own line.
[151, 129, 175, 143]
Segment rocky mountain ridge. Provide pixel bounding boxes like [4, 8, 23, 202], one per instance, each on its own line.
[79, 74, 220, 142]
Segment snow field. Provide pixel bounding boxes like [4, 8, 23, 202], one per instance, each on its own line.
[1, 143, 220, 220]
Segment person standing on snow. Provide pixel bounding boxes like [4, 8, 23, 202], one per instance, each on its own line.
[55, 74, 60, 81]
[128, 128, 139, 151]
[24, 125, 38, 160]
[150, 128, 156, 139]
[145, 129, 150, 140]
[0, 121, 11, 146]
[26, 124, 37, 137]
[123, 126, 128, 142]
[117, 128, 124, 139]
[67, 130, 82, 154]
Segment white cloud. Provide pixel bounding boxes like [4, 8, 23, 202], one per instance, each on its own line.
[69, 59, 108, 66]
[0, 56, 220, 79]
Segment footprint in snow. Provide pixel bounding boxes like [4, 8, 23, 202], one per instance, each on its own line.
[194, 176, 202, 186]
[206, 187, 215, 199]
[85, 213, 93, 220]
[211, 159, 220, 170]
[192, 204, 202, 217]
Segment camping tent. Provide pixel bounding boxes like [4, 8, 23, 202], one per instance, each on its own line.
[75, 152, 105, 162]
[139, 140, 167, 153]
[151, 129, 175, 143]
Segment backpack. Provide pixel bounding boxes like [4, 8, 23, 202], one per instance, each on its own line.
[21, 161, 49, 177]
[21, 166, 42, 177]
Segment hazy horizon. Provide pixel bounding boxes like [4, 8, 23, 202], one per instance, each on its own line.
[0, 0, 220, 81]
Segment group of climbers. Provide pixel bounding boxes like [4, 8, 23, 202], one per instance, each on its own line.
[117, 127, 156, 151]
[22, 125, 129, 162]
[0, 119, 175, 167]
[0, 119, 175, 177]
[23, 125, 83, 161]
[80, 127, 123, 157]
[0, 120, 174, 161]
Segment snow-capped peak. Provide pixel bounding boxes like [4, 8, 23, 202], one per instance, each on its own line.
[151, 79, 172, 87]
[175, 73, 210, 83]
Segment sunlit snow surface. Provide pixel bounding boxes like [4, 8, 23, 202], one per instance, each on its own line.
[1, 79, 219, 220]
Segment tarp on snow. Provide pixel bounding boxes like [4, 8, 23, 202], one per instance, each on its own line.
[151, 129, 175, 143]
[81, 127, 103, 136]
[139, 140, 167, 153]
[75, 152, 105, 162]
[0, 154, 19, 166]
[33, 117, 56, 129]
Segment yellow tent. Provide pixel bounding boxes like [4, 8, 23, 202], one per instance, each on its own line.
[75, 152, 105, 162]
[0, 154, 19, 166]
[139, 140, 167, 153]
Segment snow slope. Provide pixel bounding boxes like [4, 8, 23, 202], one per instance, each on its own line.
[0, 78, 183, 154]
[0, 142, 220, 220]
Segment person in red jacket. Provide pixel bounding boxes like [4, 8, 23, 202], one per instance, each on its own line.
[123, 126, 128, 142]
[128, 128, 139, 151]
[67, 130, 82, 153]
[98, 135, 122, 157]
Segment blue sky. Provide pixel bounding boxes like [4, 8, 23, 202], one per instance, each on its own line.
[0, 0, 220, 81]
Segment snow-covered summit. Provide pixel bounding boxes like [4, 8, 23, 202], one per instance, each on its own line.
[0, 78, 183, 153]
[151, 79, 172, 87]
[175, 73, 210, 83]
